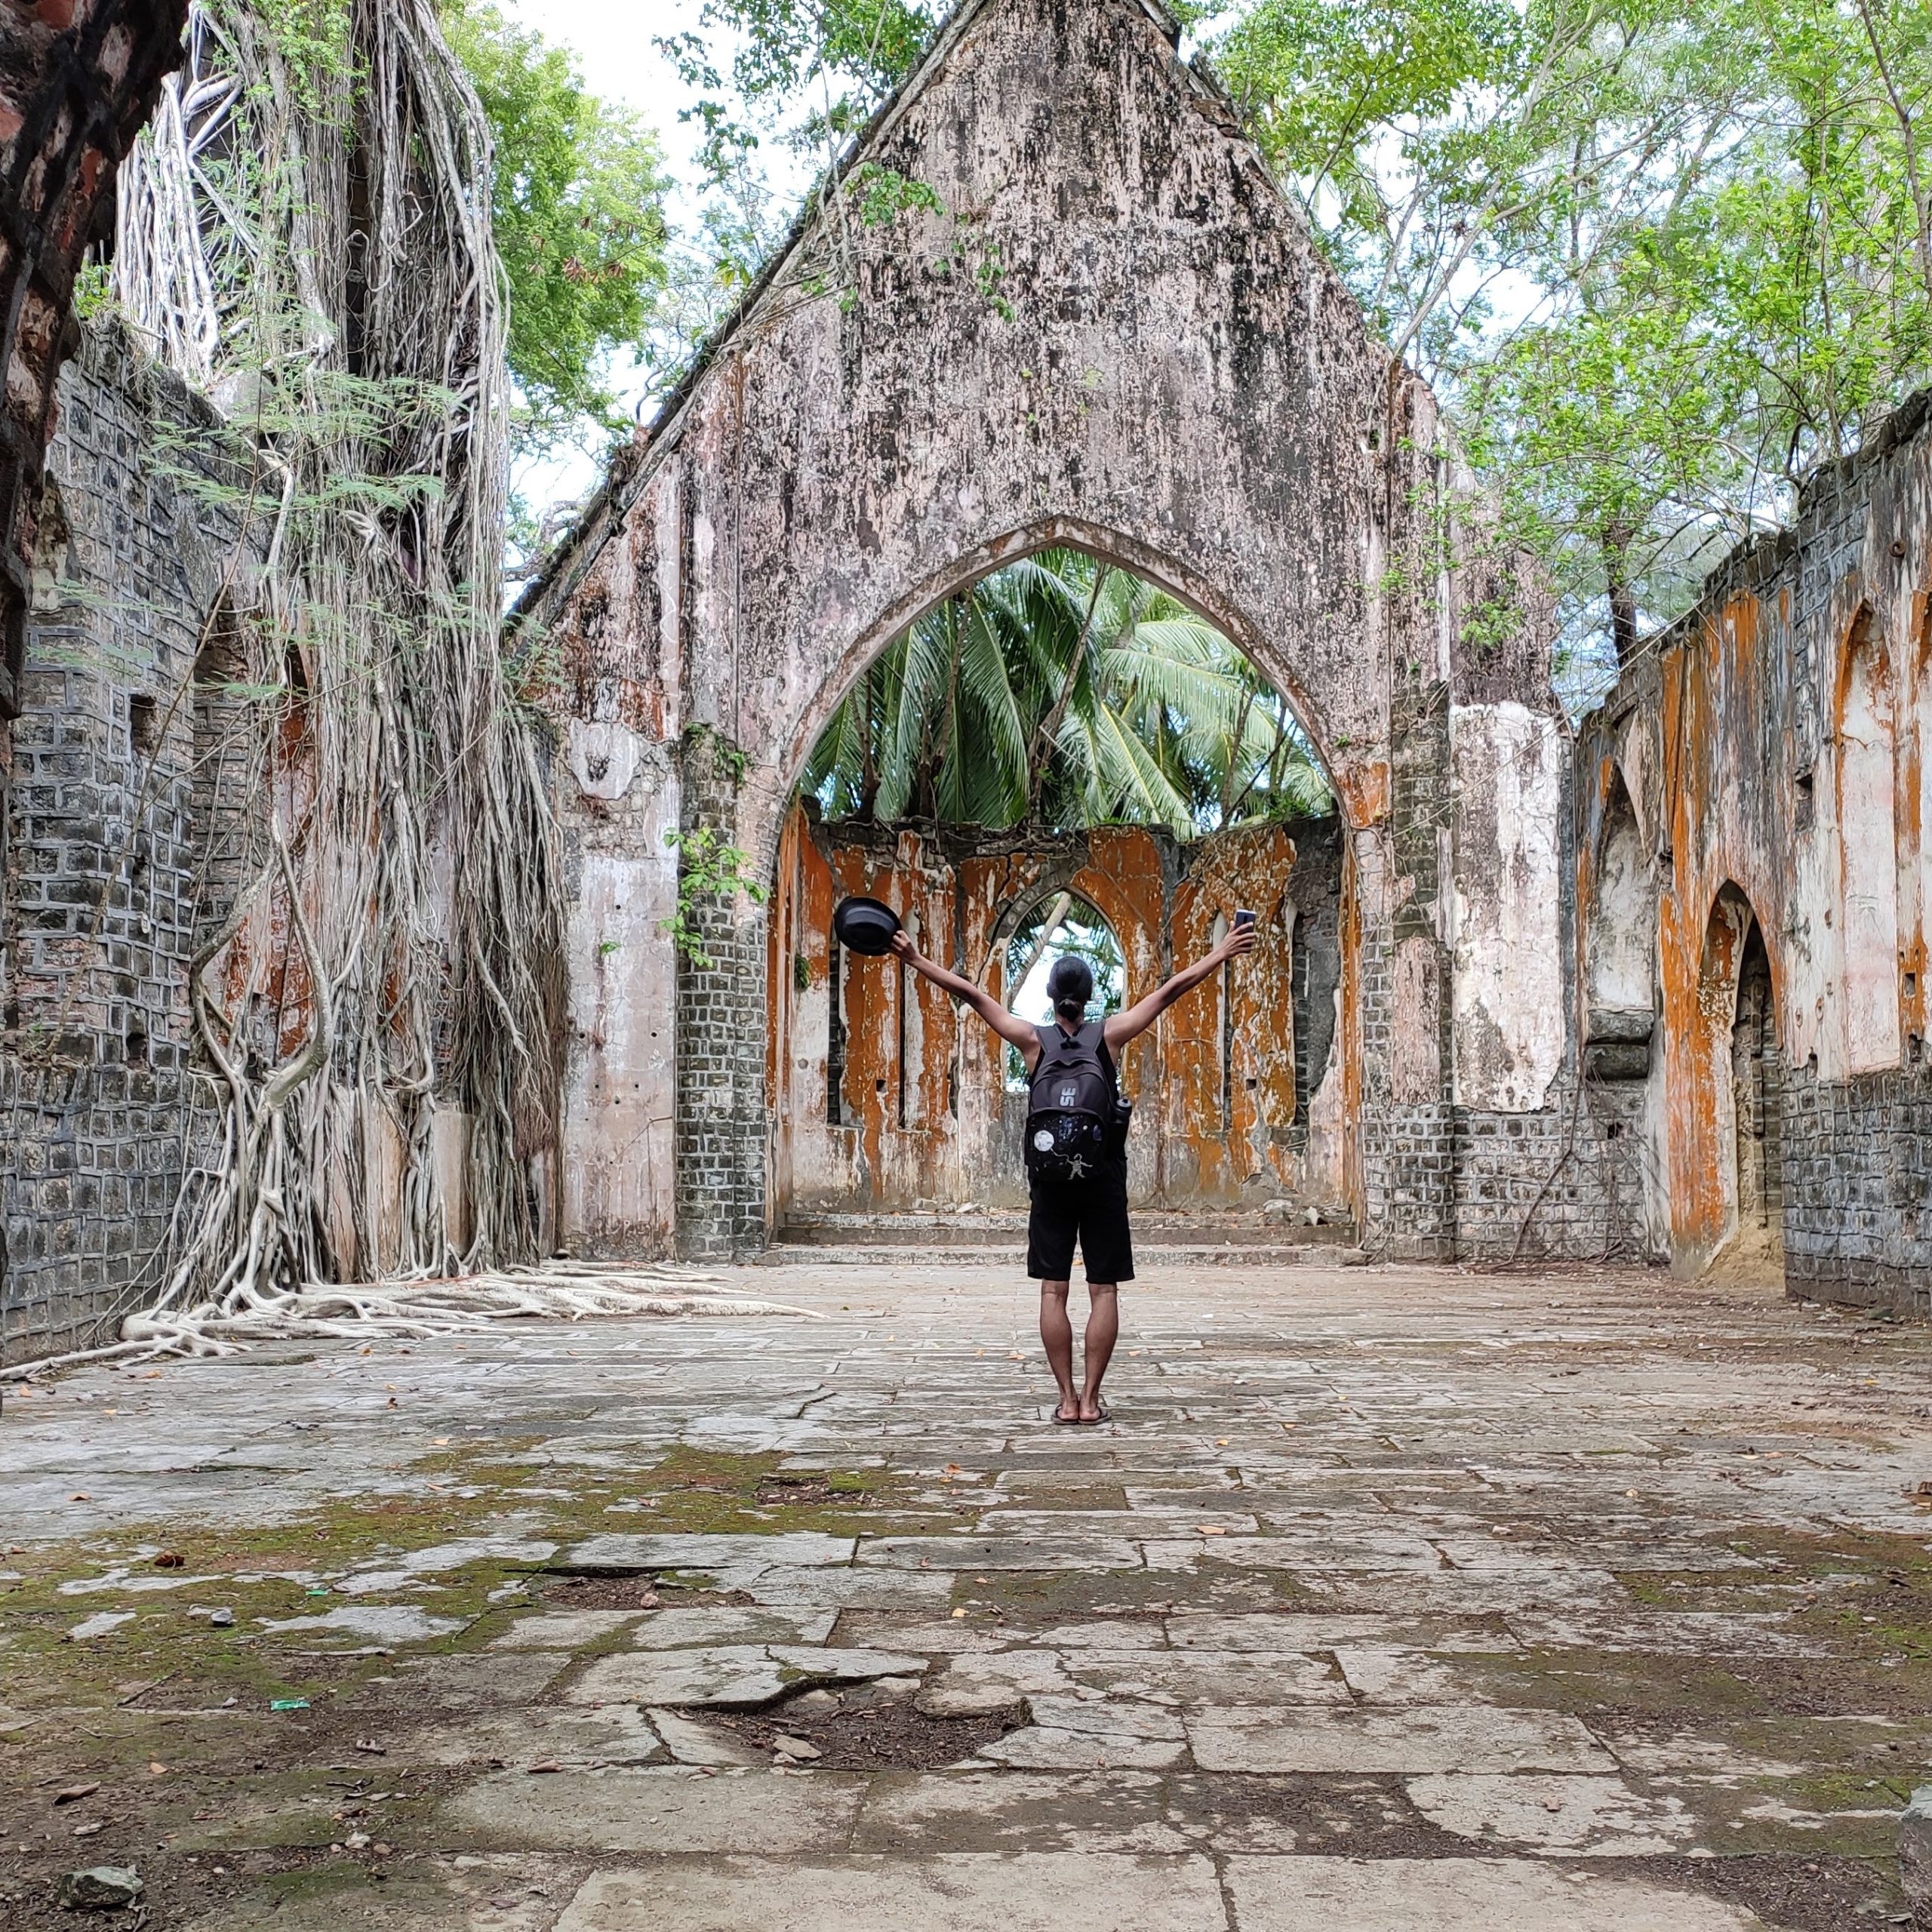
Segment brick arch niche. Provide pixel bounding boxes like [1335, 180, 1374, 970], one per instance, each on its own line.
[524, 0, 1566, 1260]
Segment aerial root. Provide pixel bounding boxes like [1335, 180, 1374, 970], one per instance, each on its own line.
[1, 1263, 824, 1380]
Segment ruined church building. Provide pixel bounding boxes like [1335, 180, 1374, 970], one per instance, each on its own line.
[3, 0, 1928, 1363]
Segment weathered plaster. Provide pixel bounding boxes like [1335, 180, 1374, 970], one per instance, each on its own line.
[1451, 702, 1565, 1112]
[1576, 388, 1932, 1306]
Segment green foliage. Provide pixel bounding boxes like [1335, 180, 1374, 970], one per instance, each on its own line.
[71, 262, 113, 324]
[851, 162, 944, 227]
[663, 827, 771, 969]
[657, 0, 938, 179]
[801, 552, 1332, 837]
[256, 0, 353, 116]
[441, 0, 671, 445]
[1207, 0, 1932, 697]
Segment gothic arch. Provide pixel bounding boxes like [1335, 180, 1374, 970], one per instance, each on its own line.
[1833, 604, 1902, 1069]
[1582, 760, 1656, 1079]
[1691, 883, 1783, 1266]
[774, 517, 1343, 835]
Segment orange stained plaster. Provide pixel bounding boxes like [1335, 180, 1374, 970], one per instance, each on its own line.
[1331, 758, 1390, 831]
[764, 806, 1321, 1211]
[1654, 591, 1786, 1257]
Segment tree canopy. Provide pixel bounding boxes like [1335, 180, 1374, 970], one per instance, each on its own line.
[440, 0, 672, 448]
[801, 552, 1332, 834]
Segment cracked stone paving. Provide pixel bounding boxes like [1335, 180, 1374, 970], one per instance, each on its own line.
[2, 1257, 1930, 1928]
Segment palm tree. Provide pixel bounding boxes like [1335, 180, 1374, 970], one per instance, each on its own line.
[801, 550, 1331, 832]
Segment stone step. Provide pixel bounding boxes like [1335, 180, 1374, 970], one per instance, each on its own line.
[755, 1238, 1371, 1268]
[774, 1211, 1351, 1249]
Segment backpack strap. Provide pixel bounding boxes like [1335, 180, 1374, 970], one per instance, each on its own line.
[1080, 1021, 1120, 1103]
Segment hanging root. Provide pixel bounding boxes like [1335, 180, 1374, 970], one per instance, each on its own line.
[2, 1263, 825, 1380]
[99, 1, 577, 1341]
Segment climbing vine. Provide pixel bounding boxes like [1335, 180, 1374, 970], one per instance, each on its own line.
[663, 828, 770, 971]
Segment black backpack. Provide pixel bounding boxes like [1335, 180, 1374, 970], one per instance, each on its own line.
[1025, 1022, 1129, 1180]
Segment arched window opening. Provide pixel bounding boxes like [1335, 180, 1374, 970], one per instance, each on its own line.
[1001, 894, 1126, 1092]
[1730, 919, 1783, 1250]
[801, 549, 1332, 837]
[1836, 613, 1900, 1071]
[1583, 768, 1655, 1080]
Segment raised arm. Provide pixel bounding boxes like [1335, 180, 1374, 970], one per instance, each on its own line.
[889, 930, 1041, 1060]
[1103, 921, 1257, 1054]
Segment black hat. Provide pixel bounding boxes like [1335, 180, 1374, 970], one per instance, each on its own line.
[1046, 954, 1094, 1011]
[832, 894, 902, 957]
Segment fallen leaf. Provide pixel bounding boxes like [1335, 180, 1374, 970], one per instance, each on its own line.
[525, 1760, 561, 1774]
[72, 1821, 104, 1838]
[354, 1738, 386, 1755]
[951, 1607, 968, 1619]
[1196, 1525, 1227, 1537]
[152, 1552, 184, 1569]
[54, 1783, 100, 1805]
[70, 1493, 91, 1503]
[148, 1762, 168, 1777]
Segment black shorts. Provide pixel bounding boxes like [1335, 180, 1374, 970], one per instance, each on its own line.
[1027, 1157, 1134, 1283]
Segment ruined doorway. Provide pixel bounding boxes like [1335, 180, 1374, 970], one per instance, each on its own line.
[1729, 921, 1783, 1260]
[1695, 884, 1784, 1283]
[764, 547, 1343, 1221]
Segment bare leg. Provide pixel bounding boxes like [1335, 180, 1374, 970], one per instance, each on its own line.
[1079, 1282, 1118, 1421]
[1038, 1281, 1079, 1421]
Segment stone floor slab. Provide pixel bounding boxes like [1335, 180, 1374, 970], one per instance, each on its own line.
[1404, 1772, 1701, 1853]
[568, 1644, 925, 1708]
[554, 1853, 1230, 1931]
[444, 1767, 866, 1852]
[1221, 1855, 1764, 1928]
[1187, 1706, 1616, 1774]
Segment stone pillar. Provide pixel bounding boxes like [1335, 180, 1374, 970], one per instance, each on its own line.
[672, 727, 769, 1260]
[1354, 669, 1458, 1260]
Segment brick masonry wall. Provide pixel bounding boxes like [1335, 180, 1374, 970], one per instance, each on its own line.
[1, 322, 244, 1364]
[0, 1, 187, 716]
[1781, 1060, 1932, 1317]
[1454, 1082, 1651, 1263]
[672, 731, 769, 1260]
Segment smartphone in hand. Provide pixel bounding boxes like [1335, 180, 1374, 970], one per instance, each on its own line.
[1235, 908, 1257, 930]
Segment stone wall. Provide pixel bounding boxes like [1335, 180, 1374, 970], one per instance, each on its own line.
[764, 808, 1340, 1218]
[523, 0, 1568, 1261]
[0, 0, 186, 719]
[0, 321, 235, 1363]
[1576, 387, 1932, 1312]
[1781, 1064, 1932, 1315]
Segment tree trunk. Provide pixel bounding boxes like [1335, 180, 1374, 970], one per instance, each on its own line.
[1603, 521, 1639, 669]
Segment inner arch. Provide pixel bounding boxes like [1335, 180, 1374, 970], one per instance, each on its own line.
[777, 515, 1346, 814]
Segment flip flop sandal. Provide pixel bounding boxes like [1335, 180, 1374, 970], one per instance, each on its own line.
[1051, 1407, 1083, 1426]
[1078, 1403, 1112, 1426]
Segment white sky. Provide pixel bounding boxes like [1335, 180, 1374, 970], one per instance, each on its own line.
[499, 2, 709, 206]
